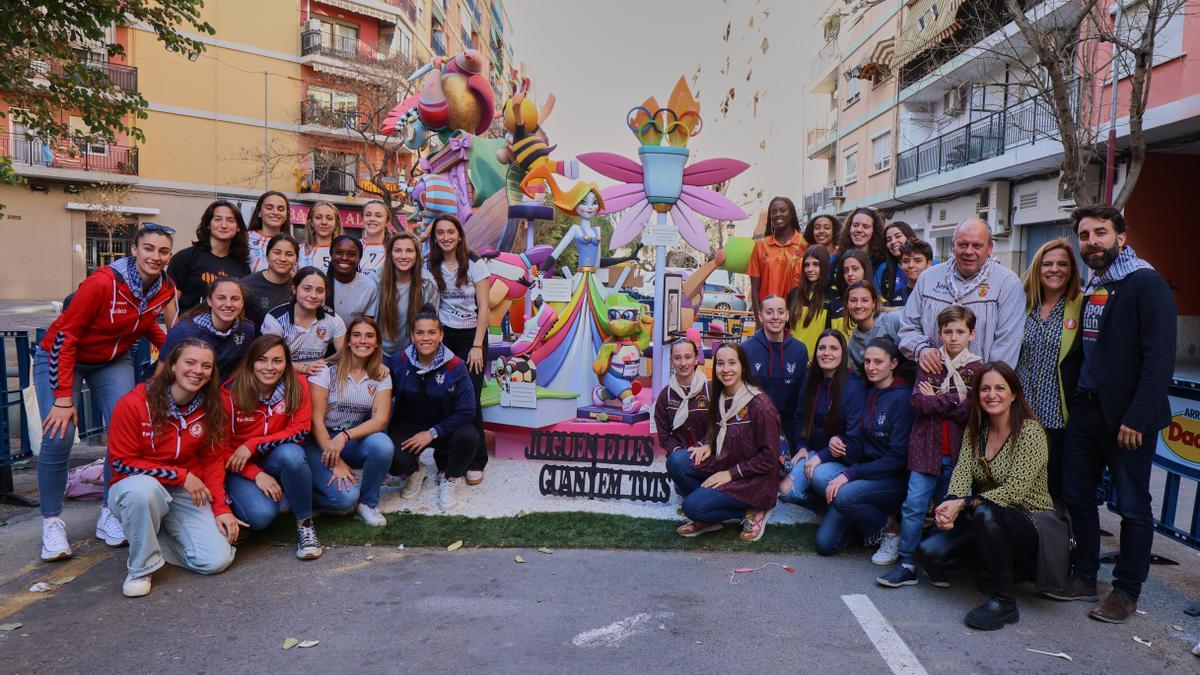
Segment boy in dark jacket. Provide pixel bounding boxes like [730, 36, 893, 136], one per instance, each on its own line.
[879, 306, 983, 588]
[388, 312, 480, 508]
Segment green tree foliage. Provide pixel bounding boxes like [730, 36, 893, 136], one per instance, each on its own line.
[0, 0, 214, 145]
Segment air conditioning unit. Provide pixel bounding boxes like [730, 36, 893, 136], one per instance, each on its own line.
[832, 185, 846, 200]
[943, 85, 967, 117]
[977, 180, 1011, 238]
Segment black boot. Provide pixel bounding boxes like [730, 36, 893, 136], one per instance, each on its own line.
[964, 596, 1019, 630]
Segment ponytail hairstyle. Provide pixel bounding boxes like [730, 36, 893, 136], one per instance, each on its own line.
[304, 202, 343, 248]
[145, 339, 228, 451]
[363, 199, 399, 239]
[378, 231, 428, 343]
[802, 329, 849, 441]
[183, 277, 247, 322]
[842, 280, 882, 330]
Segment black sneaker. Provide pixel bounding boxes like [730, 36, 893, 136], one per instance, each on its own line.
[924, 565, 950, 588]
[296, 518, 324, 560]
[877, 564, 918, 588]
[964, 596, 1019, 630]
[1040, 574, 1098, 602]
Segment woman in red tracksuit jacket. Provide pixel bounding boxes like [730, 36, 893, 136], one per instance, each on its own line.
[34, 223, 176, 563]
[222, 334, 322, 560]
[107, 339, 242, 598]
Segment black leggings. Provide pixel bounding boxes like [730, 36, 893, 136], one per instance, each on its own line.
[390, 425, 481, 480]
[918, 502, 1039, 599]
[441, 326, 488, 471]
[1045, 427, 1065, 501]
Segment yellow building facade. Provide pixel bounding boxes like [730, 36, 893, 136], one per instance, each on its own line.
[0, 0, 516, 300]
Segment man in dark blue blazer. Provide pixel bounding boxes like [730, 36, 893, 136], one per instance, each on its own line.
[1045, 206, 1176, 624]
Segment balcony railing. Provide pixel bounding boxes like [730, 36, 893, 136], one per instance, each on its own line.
[306, 169, 358, 196]
[810, 40, 839, 82]
[300, 29, 378, 60]
[895, 95, 1059, 186]
[1, 132, 138, 175]
[404, 0, 418, 24]
[301, 100, 361, 130]
[802, 185, 838, 216]
[431, 32, 446, 56]
[467, 0, 482, 23]
[490, 0, 503, 29]
[49, 53, 138, 94]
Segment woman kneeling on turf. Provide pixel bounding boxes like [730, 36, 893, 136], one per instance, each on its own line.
[918, 363, 1067, 631]
[655, 337, 711, 462]
[107, 340, 241, 598]
[223, 335, 324, 560]
[387, 311, 480, 511]
[666, 342, 780, 542]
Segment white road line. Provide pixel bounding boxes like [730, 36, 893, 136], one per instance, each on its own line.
[842, 594, 929, 675]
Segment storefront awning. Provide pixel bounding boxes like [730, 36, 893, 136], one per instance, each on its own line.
[317, 0, 399, 25]
[892, 0, 966, 69]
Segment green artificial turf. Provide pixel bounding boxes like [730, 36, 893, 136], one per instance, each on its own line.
[263, 510, 816, 554]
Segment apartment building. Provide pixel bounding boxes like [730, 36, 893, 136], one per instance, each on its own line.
[803, 0, 1198, 355]
[0, 0, 517, 300]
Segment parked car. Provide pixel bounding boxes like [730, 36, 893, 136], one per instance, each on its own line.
[700, 283, 748, 311]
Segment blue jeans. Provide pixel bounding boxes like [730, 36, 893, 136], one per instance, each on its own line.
[898, 455, 954, 564]
[304, 433, 394, 510]
[810, 461, 907, 556]
[109, 476, 235, 578]
[665, 448, 710, 497]
[225, 443, 312, 529]
[779, 460, 826, 510]
[666, 449, 753, 523]
[33, 347, 133, 517]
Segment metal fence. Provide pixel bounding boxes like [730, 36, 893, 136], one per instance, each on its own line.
[2, 329, 154, 505]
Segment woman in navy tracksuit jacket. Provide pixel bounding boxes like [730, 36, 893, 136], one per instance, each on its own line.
[387, 311, 480, 497]
[805, 337, 913, 555]
[741, 299, 809, 453]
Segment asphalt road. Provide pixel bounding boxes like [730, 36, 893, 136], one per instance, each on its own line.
[1, 499, 1198, 674]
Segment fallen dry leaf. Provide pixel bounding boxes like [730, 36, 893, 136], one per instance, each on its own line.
[52, 576, 75, 586]
[283, 637, 299, 650]
[537, 547, 554, 554]
[447, 540, 464, 552]
[514, 555, 526, 564]
[365, 555, 375, 561]
[0, 623, 23, 631]
[1172, 624, 1184, 631]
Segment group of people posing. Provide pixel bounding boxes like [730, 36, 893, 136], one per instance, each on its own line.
[33, 194, 497, 598]
[657, 198, 1175, 631]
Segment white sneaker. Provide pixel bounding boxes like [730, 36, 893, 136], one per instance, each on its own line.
[438, 477, 459, 511]
[400, 470, 425, 500]
[465, 469, 484, 486]
[871, 532, 901, 566]
[356, 503, 387, 527]
[40, 517, 73, 561]
[95, 505, 127, 546]
[122, 573, 152, 598]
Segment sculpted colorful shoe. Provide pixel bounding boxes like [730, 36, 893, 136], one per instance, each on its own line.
[511, 305, 558, 356]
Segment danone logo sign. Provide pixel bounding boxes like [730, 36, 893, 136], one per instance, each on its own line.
[1157, 396, 1200, 480]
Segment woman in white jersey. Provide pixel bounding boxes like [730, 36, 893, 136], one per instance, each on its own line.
[260, 267, 346, 376]
[359, 200, 394, 281]
[304, 316, 395, 527]
[247, 191, 290, 273]
[300, 203, 342, 270]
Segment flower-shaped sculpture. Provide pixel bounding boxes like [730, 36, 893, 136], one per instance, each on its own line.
[577, 77, 749, 253]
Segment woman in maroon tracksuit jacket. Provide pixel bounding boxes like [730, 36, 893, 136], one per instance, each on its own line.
[666, 342, 781, 543]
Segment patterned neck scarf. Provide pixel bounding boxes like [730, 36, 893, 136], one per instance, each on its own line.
[1083, 245, 1154, 295]
[110, 257, 163, 312]
[259, 380, 286, 409]
[405, 343, 450, 375]
[715, 384, 760, 458]
[166, 389, 204, 426]
[937, 346, 982, 401]
[668, 371, 707, 431]
[193, 311, 237, 338]
[945, 256, 997, 304]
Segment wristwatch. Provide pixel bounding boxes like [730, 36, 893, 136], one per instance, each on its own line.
[428, 427, 440, 440]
